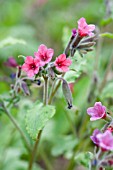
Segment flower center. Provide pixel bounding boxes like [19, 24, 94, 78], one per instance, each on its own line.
[42, 53, 47, 61]
[30, 63, 36, 70]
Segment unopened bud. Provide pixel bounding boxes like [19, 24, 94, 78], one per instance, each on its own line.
[70, 31, 83, 57]
[81, 35, 97, 43]
[77, 42, 96, 49]
[21, 81, 30, 95]
[62, 79, 73, 109]
[48, 67, 55, 79]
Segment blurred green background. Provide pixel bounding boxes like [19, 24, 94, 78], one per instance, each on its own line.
[0, 0, 113, 170]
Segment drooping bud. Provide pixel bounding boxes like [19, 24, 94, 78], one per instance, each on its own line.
[62, 79, 73, 109]
[21, 81, 30, 95]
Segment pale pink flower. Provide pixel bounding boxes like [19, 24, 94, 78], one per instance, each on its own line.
[34, 44, 54, 66]
[90, 129, 101, 145]
[87, 102, 106, 121]
[22, 56, 40, 77]
[54, 54, 72, 72]
[78, 17, 95, 37]
[97, 130, 113, 151]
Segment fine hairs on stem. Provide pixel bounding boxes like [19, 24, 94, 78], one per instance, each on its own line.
[28, 76, 49, 170]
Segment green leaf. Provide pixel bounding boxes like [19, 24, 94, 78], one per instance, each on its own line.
[100, 32, 113, 39]
[25, 101, 56, 140]
[74, 152, 94, 168]
[100, 82, 113, 99]
[51, 135, 78, 157]
[100, 18, 113, 26]
[0, 148, 43, 170]
[64, 70, 81, 83]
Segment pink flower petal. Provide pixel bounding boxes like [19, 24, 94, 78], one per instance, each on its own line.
[47, 48, 54, 59]
[38, 44, 47, 56]
[77, 17, 95, 37]
[22, 63, 29, 71]
[25, 56, 34, 64]
[27, 70, 34, 77]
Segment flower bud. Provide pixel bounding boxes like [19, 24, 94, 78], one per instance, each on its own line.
[77, 42, 96, 49]
[48, 67, 55, 79]
[62, 79, 73, 109]
[21, 81, 30, 95]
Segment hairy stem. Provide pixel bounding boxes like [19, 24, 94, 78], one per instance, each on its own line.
[28, 130, 42, 170]
[3, 104, 31, 152]
[28, 76, 49, 170]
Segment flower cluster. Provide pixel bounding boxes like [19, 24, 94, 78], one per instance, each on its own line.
[22, 44, 72, 77]
[87, 102, 113, 168]
[72, 17, 95, 38]
[65, 17, 96, 57]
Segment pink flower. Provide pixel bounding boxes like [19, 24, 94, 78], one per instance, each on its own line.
[96, 130, 113, 151]
[77, 17, 95, 37]
[87, 102, 106, 121]
[54, 54, 72, 72]
[22, 56, 40, 77]
[34, 44, 54, 66]
[90, 129, 101, 145]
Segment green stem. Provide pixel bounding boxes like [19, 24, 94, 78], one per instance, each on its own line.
[3, 104, 31, 152]
[43, 76, 48, 105]
[28, 76, 49, 170]
[48, 79, 61, 104]
[28, 130, 42, 170]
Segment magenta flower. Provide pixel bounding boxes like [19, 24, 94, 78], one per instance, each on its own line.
[4, 57, 18, 68]
[22, 56, 40, 77]
[54, 54, 72, 72]
[90, 129, 101, 145]
[34, 44, 54, 66]
[96, 130, 113, 151]
[87, 102, 106, 121]
[77, 17, 95, 37]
